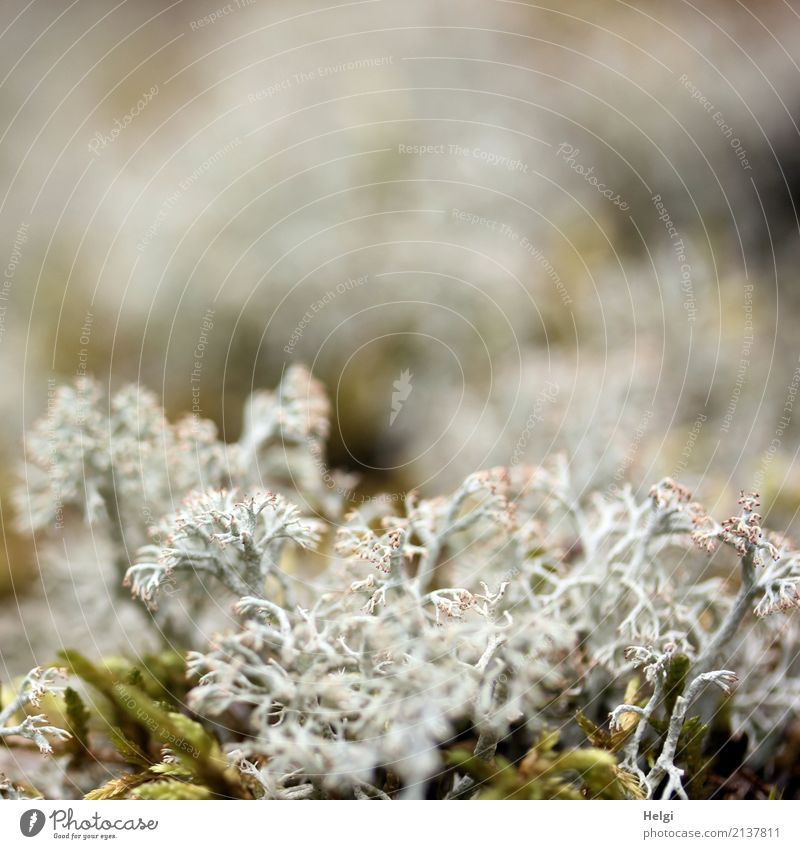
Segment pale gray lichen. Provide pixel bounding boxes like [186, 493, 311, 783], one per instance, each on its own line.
[125, 489, 323, 608]
[0, 667, 70, 755]
[0, 773, 36, 800]
[14, 369, 800, 799]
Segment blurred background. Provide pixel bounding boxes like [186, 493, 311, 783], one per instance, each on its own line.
[2, 0, 800, 671]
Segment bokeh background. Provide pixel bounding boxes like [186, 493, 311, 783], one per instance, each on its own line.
[2, 0, 800, 673]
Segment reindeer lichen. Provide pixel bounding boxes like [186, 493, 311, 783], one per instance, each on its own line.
[8, 369, 800, 799]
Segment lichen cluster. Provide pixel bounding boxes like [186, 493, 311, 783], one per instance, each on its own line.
[3, 367, 799, 800]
